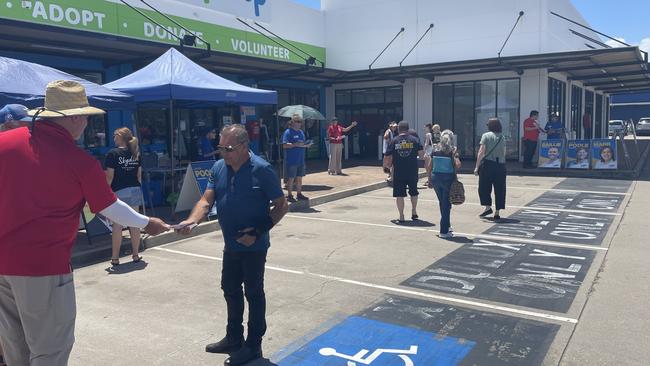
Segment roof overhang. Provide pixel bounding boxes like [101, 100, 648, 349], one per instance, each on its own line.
[1, 18, 648, 92]
[328, 47, 650, 93]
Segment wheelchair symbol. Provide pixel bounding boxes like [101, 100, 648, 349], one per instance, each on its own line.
[319, 345, 418, 366]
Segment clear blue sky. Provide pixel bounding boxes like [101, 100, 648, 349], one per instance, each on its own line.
[290, 0, 650, 47]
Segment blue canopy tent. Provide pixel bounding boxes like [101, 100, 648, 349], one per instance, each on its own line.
[0, 56, 134, 110]
[105, 48, 277, 105]
[104, 48, 278, 197]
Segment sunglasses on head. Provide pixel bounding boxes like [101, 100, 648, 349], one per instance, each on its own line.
[217, 142, 244, 152]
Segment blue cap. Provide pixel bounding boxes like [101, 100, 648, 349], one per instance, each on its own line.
[0, 104, 33, 123]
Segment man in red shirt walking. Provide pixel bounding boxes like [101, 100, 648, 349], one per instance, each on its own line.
[327, 117, 357, 175]
[522, 110, 544, 168]
[0, 81, 169, 366]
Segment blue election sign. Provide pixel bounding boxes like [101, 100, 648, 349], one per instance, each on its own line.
[191, 160, 216, 195]
[278, 316, 474, 366]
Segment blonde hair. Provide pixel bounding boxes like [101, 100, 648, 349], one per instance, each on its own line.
[438, 129, 457, 154]
[114, 127, 139, 159]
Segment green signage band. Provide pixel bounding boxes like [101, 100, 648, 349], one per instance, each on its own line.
[0, 0, 326, 65]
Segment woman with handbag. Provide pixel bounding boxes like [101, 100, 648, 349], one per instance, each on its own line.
[431, 130, 461, 238]
[474, 118, 507, 220]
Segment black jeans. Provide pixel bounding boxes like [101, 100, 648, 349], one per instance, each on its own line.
[478, 159, 507, 210]
[221, 250, 267, 348]
[522, 139, 537, 167]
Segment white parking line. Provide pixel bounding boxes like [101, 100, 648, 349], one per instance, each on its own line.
[285, 215, 609, 252]
[461, 184, 630, 196]
[150, 246, 579, 324]
[358, 195, 623, 216]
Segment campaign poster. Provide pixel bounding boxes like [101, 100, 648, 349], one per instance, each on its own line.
[566, 140, 591, 169]
[591, 139, 617, 170]
[537, 140, 564, 168]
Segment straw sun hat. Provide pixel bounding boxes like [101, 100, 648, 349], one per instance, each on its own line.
[28, 80, 105, 118]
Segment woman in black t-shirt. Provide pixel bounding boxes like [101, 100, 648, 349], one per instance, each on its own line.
[105, 127, 143, 266]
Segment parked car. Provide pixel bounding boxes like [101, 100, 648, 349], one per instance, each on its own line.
[608, 120, 625, 136]
[636, 117, 650, 136]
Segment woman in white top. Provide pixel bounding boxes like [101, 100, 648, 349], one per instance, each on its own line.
[423, 123, 434, 187]
[383, 121, 397, 181]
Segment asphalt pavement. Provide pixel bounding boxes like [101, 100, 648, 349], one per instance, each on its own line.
[67, 170, 647, 365]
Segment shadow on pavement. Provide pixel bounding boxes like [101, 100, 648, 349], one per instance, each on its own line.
[485, 218, 520, 224]
[104, 260, 149, 275]
[390, 219, 435, 227]
[299, 184, 334, 192]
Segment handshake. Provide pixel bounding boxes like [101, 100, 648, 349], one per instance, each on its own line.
[142, 217, 172, 236]
[141, 218, 199, 236]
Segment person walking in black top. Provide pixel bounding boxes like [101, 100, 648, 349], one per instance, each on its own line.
[474, 118, 507, 220]
[105, 127, 144, 266]
[383, 121, 424, 223]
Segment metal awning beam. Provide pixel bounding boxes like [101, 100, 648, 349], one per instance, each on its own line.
[585, 78, 650, 87]
[549, 61, 646, 73]
[597, 82, 650, 91]
[569, 70, 650, 81]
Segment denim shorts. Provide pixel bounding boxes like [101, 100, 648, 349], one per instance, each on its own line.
[115, 186, 144, 207]
[286, 164, 305, 178]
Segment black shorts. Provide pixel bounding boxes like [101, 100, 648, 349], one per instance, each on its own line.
[392, 177, 419, 197]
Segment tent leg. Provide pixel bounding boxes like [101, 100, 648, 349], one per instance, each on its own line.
[275, 104, 283, 180]
[170, 99, 175, 199]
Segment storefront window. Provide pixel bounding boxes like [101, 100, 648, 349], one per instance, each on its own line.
[434, 78, 520, 159]
[548, 78, 566, 121]
[571, 85, 583, 138]
[453, 83, 474, 157]
[595, 94, 603, 138]
[474, 80, 496, 156]
[433, 83, 453, 130]
[336, 90, 352, 105]
[497, 79, 520, 159]
[335, 86, 403, 158]
[385, 87, 403, 103]
[584, 90, 594, 138]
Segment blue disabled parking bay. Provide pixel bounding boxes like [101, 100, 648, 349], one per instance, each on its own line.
[277, 316, 474, 366]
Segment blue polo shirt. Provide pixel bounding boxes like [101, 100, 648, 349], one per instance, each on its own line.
[207, 154, 284, 252]
[545, 120, 564, 139]
[282, 128, 306, 166]
[199, 136, 216, 160]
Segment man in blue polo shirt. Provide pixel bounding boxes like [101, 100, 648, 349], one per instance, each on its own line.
[176, 124, 288, 365]
[282, 114, 311, 202]
[545, 113, 565, 140]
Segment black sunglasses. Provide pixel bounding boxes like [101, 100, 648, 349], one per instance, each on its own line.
[217, 142, 244, 152]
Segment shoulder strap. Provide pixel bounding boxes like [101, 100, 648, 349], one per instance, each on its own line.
[483, 135, 503, 160]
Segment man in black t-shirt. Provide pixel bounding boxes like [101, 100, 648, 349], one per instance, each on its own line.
[383, 121, 424, 223]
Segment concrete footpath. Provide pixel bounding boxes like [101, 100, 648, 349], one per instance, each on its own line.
[558, 153, 650, 365]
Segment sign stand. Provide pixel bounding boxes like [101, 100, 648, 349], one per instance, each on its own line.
[175, 161, 217, 213]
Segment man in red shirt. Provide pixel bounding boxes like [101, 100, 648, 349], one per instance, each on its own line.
[522, 110, 543, 168]
[327, 117, 357, 175]
[0, 81, 169, 366]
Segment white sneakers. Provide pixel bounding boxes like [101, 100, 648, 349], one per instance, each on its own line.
[439, 232, 454, 238]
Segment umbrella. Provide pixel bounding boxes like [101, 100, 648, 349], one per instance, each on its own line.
[277, 104, 325, 120]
